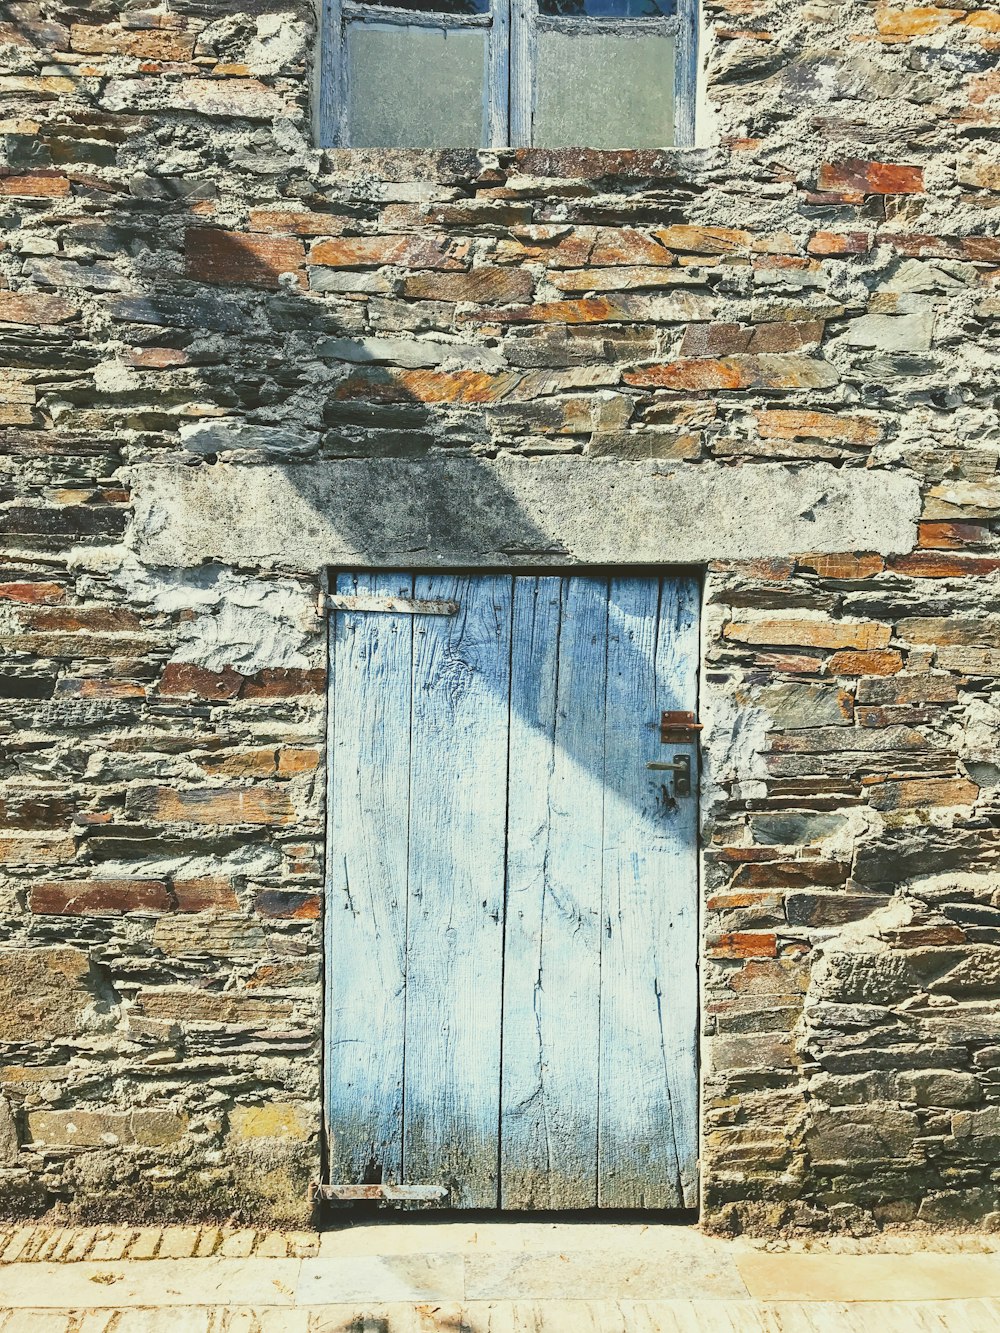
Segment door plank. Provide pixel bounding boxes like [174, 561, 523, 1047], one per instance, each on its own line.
[501, 576, 609, 1208]
[402, 573, 513, 1207]
[598, 575, 700, 1208]
[326, 571, 414, 1187]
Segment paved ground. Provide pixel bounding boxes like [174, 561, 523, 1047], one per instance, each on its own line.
[0, 1222, 999, 1330]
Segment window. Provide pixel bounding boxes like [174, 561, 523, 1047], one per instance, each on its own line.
[318, 0, 697, 149]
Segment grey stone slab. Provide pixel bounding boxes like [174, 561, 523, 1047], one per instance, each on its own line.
[0, 1259, 302, 1308]
[295, 1254, 465, 1303]
[463, 1247, 748, 1301]
[736, 1251, 1000, 1302]
[129, 458, 920, 573]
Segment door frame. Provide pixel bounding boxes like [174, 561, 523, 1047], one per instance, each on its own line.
[318, 563, 705, 1214]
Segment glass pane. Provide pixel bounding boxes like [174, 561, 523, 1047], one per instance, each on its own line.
[538, 0, 675, 15]
[346, 25, 487, 147]
[369, 0, 490, 15]
[533, 31, 675, 147]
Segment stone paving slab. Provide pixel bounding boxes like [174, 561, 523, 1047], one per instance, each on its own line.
[0, 1228, 320, 1264]
[737, 1250, 1000, 1303]
[2, 1301, 1000, 1333]
[1, 1227, 1000, 1331]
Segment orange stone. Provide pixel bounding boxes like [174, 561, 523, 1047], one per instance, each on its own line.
[625, 356, 837, 391]
[125, 784, 297, 828]
[308, 235, 469, 270]
[969, 70, 1000, 103]
[400, 268, 535, 304]
[725, 619, 892, 650]
[875, 6, 962, 40]
[0, 173, 70, 197]
[70, 23, 196, 59]
[127, 347, 189, 369]
[185, 230, 304, 289]
[655, 224, 752, 254]
[755, 409, 880, 444]
[249, 209, 349, 236]
[917, 520, 989, 549]
[828, 649, 904, 676]
[708, 932, 779, 960]
[0, 581, 65, 603]
[868, 775, 979, 810]
[277, 747, 320, 776]
[817, 159, 924, 195]
[796, 553, 885, 579]
[888, 552, 1000, 577]
[807, 231, 872, 256]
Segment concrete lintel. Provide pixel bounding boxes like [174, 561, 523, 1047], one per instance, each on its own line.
[129, 459, 920, 571]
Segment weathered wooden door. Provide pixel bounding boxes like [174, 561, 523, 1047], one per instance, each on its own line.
[325, 571, 699, 1210]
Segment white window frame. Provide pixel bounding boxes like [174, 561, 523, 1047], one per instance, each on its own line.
[317, 0, 698, 149]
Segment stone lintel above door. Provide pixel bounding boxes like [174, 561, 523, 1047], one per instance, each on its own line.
[129, 457, 920, 573]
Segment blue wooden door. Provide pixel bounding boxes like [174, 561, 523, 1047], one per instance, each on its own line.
[326, 572, 699, 1209]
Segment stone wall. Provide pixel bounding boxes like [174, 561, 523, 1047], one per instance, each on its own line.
[1, 0, 999, 1230]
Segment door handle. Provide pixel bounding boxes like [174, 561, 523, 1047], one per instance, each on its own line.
[647, 754, 692, 797]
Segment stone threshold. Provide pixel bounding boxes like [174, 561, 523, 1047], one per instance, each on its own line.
[0, 1226, 998, 1311]
[1, 1222, 999, 1265]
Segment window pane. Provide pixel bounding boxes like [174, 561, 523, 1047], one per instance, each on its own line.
[367, 0, 490, 15]
[538, 0, 676, 15]
[346, 25, 487, 147]
[533, 31, 675, 147]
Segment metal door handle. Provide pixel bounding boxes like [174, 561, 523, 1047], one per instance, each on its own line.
[647, 754, 692, 797]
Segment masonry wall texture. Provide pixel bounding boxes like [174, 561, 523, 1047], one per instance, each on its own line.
[1, 0, 999, 1232]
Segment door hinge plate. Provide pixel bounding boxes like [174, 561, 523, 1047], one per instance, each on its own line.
[323, 594, 459, 616]
[315, 1183, 449, 1203]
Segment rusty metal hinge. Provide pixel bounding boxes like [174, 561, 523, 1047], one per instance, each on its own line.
[322, 594, 459, 617]
[314, 1183, 449, 1203]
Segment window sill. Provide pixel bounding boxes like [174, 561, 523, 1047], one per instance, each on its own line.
[321, 145, 707, 181]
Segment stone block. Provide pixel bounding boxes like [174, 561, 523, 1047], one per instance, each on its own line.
[726, 619, 891, 651]
[817, 159, 924, 194]
[229, 1103, 313, 1141]
[308, 235, 469, 269]
[806, 1108, 920, 1165]
[785, 892, 885, 927]
[758, 682, 853, 729]
[125, 785, 297, 827]
[875, 6, 961, 39]
[707, 932, 778, 959]
[839, 311, 934, 352]
[185, 231, 305, 290]
[137, 990, 295, 1025]
[254, 889, 321, 920]
[898, 1070, 981, 1108]
[0, 173, 70, 198]
[930, 948, 1000, 997]
[130, 459, 920, 571]
[952, 1106, 1000, 1138]
[828, 649, 903, 676]
[0, 293, 78, 325]
[152, 916, 268, 959]
[655, 224, 752, 254]
[400, 268, 535, 303]
[0, 947, 107, 1043]
[807, 231, 872, 256]
[70, 24, 196, 59]
[30, 880, 171, 917]
[0, 1097, 19, 1165]
[623, 354, 839, 391]
[101, 77, 291, 120]
[868, 776, 979, 811]
[755, 410, 880, 445]
[27, 1109, 186, 1149]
